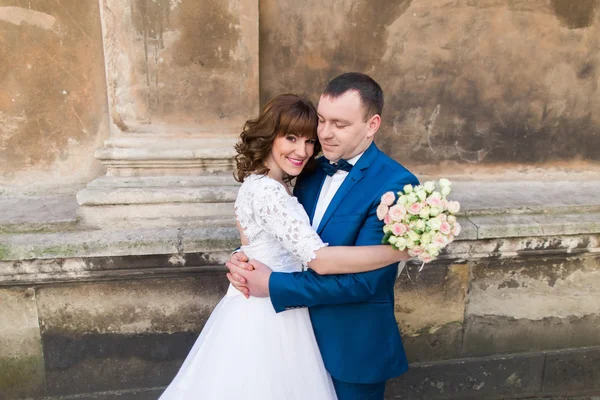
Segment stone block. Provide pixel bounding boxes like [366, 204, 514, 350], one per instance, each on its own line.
[542, 348, 600, 394]
[468, 254, 600, 320]
[395, 262, 468, 362]
[387, 352, 545, 399]
[463, 314, 600, 358]
[395, 262, 468, 334]
[0, 288, 46, 399]
[464, 253, 600, 356]
[36, 275, 228, 395]
[402, 322, 463, 363]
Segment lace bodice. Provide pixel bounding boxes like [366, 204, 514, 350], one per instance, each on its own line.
[235, 174, 327, 272]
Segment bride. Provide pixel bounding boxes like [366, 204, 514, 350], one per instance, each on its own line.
[159, 94, 408, 400]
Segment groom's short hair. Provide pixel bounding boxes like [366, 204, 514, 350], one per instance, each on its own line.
[322, 72, 384, 121]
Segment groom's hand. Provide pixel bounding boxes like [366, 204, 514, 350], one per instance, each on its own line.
[226, 251, 253, 298]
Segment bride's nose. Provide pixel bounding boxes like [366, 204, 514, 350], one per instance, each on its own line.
[294, 142, 307, 158]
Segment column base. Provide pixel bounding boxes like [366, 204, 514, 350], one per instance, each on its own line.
[77, 174, 240, 228]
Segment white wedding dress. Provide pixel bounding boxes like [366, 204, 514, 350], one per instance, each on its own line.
[159, 174, 337, 400]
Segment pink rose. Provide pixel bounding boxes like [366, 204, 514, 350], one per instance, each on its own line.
[440, 221, 452, 235]
[408, 246, 424, 257]
[376, 204, 389, 220]
[447, 201, 461, 214]
[432, 233, 448, 247]
[426, 195, 443, 208]
[388, 205, 407, 221]
[392, 223, 408, 236]
[384, 214, 392, 225]
[440, 199, 449, 211]
[380, 191, 396, 206]
[452, 222, 461, 236]
[419, 252, 435, 263]
[408, 202, 423, 215]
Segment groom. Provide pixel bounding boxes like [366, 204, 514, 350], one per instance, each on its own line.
[226, 72, 419, 399]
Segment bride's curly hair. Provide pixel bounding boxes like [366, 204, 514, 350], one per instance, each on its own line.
[234, 94, 321, 183]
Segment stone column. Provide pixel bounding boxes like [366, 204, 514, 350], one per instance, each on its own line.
[77, 0, 258, 228]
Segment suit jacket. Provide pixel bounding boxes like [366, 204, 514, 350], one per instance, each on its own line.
[269, 141, 419, 384]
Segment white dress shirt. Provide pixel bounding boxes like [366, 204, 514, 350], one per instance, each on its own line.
[311, 152, 364, 230]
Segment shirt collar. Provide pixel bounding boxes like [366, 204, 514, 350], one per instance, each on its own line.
[346, 151, 364, 166]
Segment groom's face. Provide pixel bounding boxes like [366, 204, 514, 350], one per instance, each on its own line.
[316, 90, 377, 162]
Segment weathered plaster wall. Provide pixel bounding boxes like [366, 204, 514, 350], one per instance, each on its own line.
[0, 0, 108, 185]
[260, 0, 600, 167]
[102, 0, 259, 134]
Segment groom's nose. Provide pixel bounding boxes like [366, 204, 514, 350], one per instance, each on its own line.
[318, 124, 334, 140]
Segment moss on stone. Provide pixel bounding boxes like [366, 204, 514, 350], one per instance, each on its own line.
[0, 244, 14, 261]
[0, 355, 45, 398]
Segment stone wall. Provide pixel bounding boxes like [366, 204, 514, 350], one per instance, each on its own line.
[1, 227, 599, 399]
[260, 0, 600, 168]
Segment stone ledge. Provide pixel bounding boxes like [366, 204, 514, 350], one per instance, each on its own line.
[0, 227, 239, 262]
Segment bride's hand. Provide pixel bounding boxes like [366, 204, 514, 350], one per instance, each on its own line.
[226, 251, 254, 298]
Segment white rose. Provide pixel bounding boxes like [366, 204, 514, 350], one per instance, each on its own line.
[426, 244, 440, 257]
[439, 178, 451, 188]
[388, 236, 398, 245]
[447, 201, 461, 214]
[441, 186, 451, 197]
[403, 184, 413, 194]
[407, 193, 418, 203]
[407, 230, 420, 242]
[419, 207, 431, 220]
[424, 181, 436, 193]
[398, 195, 408, 205]
[420, 232, 432, 244]
[415, 219, 426, 231]
[429, 207, 441, 217]
[395, 237, 407, 251]
[447, 215, 457, 224]
[428, 216, 443, 231]
[416, 189, 427, 201]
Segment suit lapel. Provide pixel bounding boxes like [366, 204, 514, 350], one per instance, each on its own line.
[295, 165, 326, 225]
[316, 142, 379, 235]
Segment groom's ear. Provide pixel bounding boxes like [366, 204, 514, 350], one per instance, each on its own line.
[366, 114, 381, 138]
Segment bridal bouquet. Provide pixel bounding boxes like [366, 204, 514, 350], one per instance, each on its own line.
[377, 179, 461, 271]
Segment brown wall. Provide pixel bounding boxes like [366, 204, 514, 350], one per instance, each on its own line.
[260, 0, 600, 167]
[1, 0, 598, 186]
[0, 0, 108, 185]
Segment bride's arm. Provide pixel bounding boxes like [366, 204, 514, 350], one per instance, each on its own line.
[308, 245, 409, 275]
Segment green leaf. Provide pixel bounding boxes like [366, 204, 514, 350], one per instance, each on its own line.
[382, 230, 393, 244]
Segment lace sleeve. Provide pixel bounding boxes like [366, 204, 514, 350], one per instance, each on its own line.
[252, 177, 327, 265]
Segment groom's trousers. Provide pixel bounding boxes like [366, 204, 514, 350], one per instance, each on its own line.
[332, 378, 386, 400]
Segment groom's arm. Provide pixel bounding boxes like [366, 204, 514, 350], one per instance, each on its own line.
[270, 173, 419, 312]
[268, 214, 393, 311]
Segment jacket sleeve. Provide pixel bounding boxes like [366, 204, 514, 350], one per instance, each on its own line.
[269, 171, 419, 312]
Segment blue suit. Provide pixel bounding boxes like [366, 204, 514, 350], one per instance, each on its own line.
[269, 142, 419, 397]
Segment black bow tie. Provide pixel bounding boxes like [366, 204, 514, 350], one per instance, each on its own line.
[319, 157, 353, 176]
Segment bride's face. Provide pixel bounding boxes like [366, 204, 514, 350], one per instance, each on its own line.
[267, 134, 316, 181]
